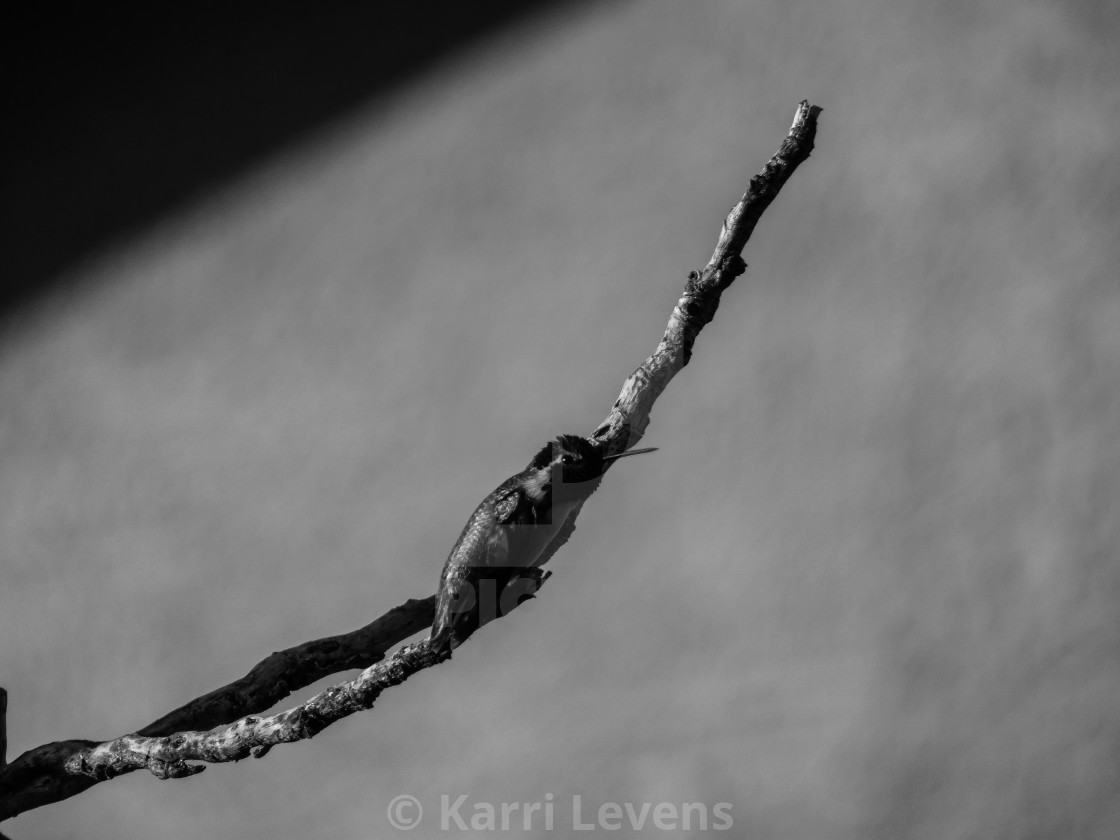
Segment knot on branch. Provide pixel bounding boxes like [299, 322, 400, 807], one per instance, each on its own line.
[64, 753, 93, 778]
[676, 273, 722, 365]
[150, 758, 203, 780]
[718, 255, 747, 287]
[289, 706, 327, 740]
[93, 763, 117, 781]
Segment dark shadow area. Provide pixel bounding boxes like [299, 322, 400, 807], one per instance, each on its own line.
[2, 3, 588, 321]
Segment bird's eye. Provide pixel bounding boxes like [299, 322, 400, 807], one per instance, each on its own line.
[560, 455, 572, 465]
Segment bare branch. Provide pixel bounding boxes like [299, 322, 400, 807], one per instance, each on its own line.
[0, 100, 820, 821]
[0, 598, 434, 818]
[59, 577, 552, 782]
[138, 597, 434, 737]
[592, 100, 821, 453]
[65, 641, 444, 780]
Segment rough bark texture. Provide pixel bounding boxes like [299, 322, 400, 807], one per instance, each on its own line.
[65, 641, 446, 782]
[0, 599, 435, 819]
[0, 100, 820, 821]
[138, 597, 435, 738]
[591, 100, 821, 455]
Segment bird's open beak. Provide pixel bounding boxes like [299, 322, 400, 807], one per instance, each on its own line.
[602, 446, 658, 462]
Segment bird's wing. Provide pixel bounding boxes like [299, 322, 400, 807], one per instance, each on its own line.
[493, 485, 523, 524]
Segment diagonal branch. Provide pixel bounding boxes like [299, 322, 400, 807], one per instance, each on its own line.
[0, 100, 820, 821]
[137, 597, 435, 738]
[65, 640, 447, 782]
[0, 598, 435, 818]
[593, 100, 821, 454]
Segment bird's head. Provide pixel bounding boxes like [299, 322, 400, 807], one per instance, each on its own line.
[525, 434, 657, 499]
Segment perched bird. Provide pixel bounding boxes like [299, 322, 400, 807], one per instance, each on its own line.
[429, 434, 656, 654]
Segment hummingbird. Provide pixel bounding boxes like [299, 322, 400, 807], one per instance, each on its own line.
[429, 434, 657, 655]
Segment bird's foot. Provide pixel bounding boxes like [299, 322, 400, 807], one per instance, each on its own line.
[513, 567, 552, 586]
[502, 568, 552, 610]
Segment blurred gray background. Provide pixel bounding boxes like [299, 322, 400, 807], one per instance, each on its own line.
[2, 0, 1117, 837]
